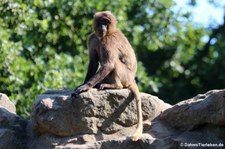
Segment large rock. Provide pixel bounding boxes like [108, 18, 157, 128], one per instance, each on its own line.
[150, 89, 225, 148]
[2, 89, 225, 149]
[159, 89, 225, 131]
[30, 89, 225, 149]
[32, 89, 171, 137]
[0, 93, 27, 149]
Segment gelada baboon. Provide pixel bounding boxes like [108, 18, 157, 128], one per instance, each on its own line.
[74, 11, 142, 141]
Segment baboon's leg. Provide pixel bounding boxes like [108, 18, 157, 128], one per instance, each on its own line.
[129, 81, 143, 141]
[99, 83, 123, 89]
[99, 74, 123, 89]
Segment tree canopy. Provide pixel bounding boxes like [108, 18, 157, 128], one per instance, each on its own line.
[0, 0, 224, 118]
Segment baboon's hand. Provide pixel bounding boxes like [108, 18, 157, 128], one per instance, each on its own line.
[74, 84, 90, 94]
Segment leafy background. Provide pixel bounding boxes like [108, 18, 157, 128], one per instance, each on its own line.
[0, 0, 225, 118]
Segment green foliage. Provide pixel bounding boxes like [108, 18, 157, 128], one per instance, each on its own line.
[0, 0, 224, 118]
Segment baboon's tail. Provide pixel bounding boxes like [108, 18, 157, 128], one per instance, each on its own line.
[129, 81, 143, 129]
[129, 81, 143, 141]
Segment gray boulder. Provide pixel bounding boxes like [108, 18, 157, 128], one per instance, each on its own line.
[2, 89, 225, 149]
[160, 89, 225, 130]
[151, 89, 225, 148]
[0, 93, 27, 149]
[31, 89, 171, 136]
[31, 89, 225, 149]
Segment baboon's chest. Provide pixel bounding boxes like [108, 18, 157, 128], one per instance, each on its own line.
[97, 45, 111, 64]
[96, 45, 129, 69]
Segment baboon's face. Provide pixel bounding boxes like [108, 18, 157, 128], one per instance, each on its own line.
[94, 17, 110, 37]
[93, 11, 117, 38]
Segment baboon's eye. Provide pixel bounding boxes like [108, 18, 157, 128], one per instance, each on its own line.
[99, 19, 109, 26]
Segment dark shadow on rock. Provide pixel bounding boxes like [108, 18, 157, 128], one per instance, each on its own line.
[99, 91, 134, 134]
